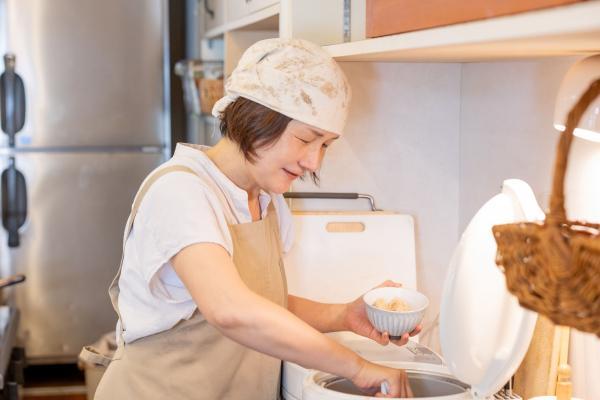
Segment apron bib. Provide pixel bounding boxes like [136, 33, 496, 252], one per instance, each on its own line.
[82, 165, 288, 400]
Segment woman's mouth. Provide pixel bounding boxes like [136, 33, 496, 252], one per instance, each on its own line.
[283, 168, 300, 179]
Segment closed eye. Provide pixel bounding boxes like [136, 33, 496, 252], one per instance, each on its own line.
[295, 136, 310, 144]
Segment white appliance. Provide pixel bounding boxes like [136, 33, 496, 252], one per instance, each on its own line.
[282, 179, 543, 399]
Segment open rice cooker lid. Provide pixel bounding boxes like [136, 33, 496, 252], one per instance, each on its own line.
[439, 179, 542, 398]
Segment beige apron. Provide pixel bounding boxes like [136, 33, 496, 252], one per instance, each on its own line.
[82, 165, 288, 400]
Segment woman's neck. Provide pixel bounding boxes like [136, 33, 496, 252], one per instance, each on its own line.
[205, 138, 261, 200]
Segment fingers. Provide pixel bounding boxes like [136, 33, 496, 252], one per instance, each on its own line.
[375, 327, 419, 347]
[387, 325, 421, 347]
[398, 370, 413, 398]
[406, 379, 414, 398]
[409, 324, 422, 337]
[400, 371, 414, 398]
[374, 377, 408, 398]
[390, 332, 410, 347]
[371, 330, 390, 346]
[354, 365, 412, 398]
[375, 280, 402, 289]
[375, 330, 415, 347]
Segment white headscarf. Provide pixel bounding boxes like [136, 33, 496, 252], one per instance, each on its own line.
[212, 38, 351, 135]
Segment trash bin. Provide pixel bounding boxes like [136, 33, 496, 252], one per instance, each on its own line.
[78, 332, 116, 399]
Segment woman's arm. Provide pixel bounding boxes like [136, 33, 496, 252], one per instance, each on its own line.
[287, 295, 347, 332]
[288, 286, 421, 347]
[172, 242, 413, 397]
[172, 242, 362, 380]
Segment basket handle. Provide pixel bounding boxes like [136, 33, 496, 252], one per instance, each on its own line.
[547, 78, 600, 226]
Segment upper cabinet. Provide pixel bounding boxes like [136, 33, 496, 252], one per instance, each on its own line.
[203, 0, 226, 34]
[245, 0, 279, 16]
[199, 0, 600, 72]
[204, 0, 279, 39]
[323, 1, 600, 62]
[227, 0, 255, 23]
[227, 0, 278, 26]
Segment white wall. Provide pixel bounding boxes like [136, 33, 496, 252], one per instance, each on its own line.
[200, 50, 599, 396]
[292, 60, 600, 387]
[291, 62, 462, 351]
[459, 57, 580, 229]
[460, 56, 600, 400]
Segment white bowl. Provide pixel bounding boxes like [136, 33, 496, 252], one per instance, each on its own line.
[362, 287, 428, 339]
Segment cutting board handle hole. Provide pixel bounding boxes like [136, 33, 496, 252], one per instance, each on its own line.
[325, 222, 365, 233]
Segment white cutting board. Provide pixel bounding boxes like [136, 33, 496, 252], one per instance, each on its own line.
[283, 212, 417, 303]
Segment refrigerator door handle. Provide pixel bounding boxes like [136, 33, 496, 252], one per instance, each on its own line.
[0, 54, 26, 146]
[2, 157, 28, 247]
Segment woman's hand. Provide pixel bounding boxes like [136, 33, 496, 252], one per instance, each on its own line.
[344, 280, 421, 346]
[351, 360, 413, 398]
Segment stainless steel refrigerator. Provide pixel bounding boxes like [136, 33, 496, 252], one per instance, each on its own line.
[0, 0, 170, 363]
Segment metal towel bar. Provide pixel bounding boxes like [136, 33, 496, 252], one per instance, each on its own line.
[283, 192, 380, 211]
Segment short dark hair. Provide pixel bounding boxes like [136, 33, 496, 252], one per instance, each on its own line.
[218, 97, 319, 184]
[219, 97, 291, 163]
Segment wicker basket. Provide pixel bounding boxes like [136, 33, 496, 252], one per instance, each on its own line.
[198, 78, 224, 115]
[492, 78, 600, 337]
[174, 60, 223, 116]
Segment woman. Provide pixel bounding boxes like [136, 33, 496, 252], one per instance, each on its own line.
[87, 38, 419, 399]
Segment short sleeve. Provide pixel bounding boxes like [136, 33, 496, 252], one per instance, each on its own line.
[132, 172, 233, 302]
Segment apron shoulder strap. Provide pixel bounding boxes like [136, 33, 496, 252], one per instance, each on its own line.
[112, 165, 198, 339]
[123, 165, 197, 241]
[265, 201, 283, 253]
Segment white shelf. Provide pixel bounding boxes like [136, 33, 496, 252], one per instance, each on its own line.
[324, 2, 600, 62]
[204, 3, 280, 39]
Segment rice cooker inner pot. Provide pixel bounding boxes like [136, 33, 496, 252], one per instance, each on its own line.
[318, 370, 470, 397]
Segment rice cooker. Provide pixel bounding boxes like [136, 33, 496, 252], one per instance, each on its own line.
[282, 179, 543, 399]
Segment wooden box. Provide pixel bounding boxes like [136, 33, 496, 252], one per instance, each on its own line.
[366, 0, 585, 38]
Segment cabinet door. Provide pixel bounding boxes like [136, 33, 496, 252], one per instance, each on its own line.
[227, 0, 278, 23]
[227, 0, 253, 23]
[205, 0, 226, 32]
[247, 0, 279, 14]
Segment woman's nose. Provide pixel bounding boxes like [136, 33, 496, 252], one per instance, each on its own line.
[298, 146, 322, 172]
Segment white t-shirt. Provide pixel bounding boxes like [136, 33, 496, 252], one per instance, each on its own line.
[116, 143, 294, 343]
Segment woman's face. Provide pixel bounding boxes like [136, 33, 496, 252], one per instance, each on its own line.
[249, 120, 339, 194]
